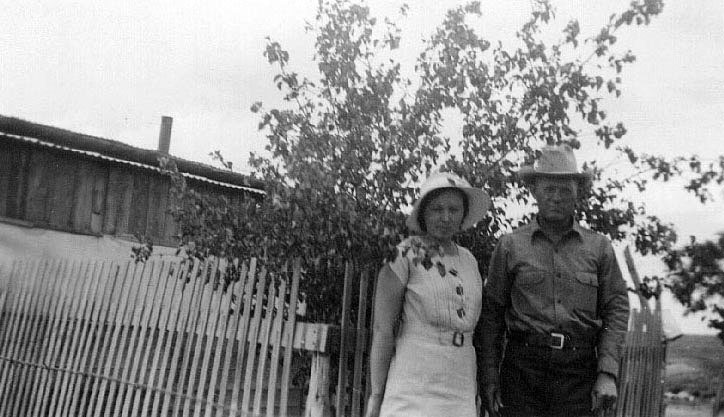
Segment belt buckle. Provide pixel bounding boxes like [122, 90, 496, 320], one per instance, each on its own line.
[452, 331, 464, 347]
[550, 332, 565, 350]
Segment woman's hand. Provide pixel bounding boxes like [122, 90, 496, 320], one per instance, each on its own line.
[364, 394, 383, 417]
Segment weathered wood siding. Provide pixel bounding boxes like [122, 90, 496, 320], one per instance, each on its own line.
[0, 140, 256, 246]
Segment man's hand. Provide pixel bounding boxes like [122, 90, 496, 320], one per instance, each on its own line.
[364, 394, 383, 417]
[591, 372, 617, 413]
[484, 383, 503, 417]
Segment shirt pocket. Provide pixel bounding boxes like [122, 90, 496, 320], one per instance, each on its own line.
[516, 268, 546, 287]
[512, 268, 547, 317]
[572, 272, 599, 314]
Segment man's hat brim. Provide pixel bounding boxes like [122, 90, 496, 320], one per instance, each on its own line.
[518, 165, 593, 185]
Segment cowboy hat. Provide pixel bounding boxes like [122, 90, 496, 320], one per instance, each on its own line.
[406, 171, 492, 234]
[518, 145, 592, 185]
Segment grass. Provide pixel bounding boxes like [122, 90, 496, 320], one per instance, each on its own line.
[665, 334, 724, 398]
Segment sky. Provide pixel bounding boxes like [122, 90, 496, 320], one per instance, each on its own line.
[1, 0, 723, 333]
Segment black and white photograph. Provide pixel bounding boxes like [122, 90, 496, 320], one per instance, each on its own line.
[0, 1, 723, 416]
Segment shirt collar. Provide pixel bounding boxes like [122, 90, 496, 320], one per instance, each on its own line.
[530, 215, 583, 242]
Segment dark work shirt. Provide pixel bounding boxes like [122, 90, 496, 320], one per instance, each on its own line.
[477, 219, 630, 384]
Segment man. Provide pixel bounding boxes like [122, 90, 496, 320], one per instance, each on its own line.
[476, 145, 630, 417]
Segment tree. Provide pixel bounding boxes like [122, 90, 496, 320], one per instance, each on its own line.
[664, 234, 724, 343]
[162, 0, 724, 327]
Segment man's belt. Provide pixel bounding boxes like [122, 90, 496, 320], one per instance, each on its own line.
[507, 331, 596, 350]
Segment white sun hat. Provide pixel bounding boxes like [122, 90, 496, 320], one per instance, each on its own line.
[406, 171, 492, 234]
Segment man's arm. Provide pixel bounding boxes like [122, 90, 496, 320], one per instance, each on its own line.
[476, 237, 511, 414]
[595, 239, 630, 380]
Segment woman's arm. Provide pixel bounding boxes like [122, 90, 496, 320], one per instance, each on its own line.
[366, 264, 406, 415]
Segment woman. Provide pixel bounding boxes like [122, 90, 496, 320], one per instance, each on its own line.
[365, 171, 492, 417]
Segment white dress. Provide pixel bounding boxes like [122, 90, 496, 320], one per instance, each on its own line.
[379, 239, 483, 417]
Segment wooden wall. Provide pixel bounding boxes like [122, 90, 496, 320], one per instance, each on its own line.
[0, 140, 257, 247]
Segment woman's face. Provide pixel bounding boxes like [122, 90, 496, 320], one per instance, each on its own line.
[422, 189, 466, 242]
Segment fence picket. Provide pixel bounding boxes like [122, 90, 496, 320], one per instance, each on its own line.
[265, 274, 288, 417]
[253, 274, 278, 416]
[279, 258, 302, 417]
[351, 267, 370, 417]
[335, 261, 354, 417]
[641, 314, 652, 417]
[622, 311, 637, 417]
[240, 267, 269, 414]
[630, 313, 642, 417]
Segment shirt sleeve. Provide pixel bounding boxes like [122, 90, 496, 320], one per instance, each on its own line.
[595, 238, 630, 379]
[476, 236, 510, 387]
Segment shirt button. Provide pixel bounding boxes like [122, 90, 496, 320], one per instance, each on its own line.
[457, 308, 465, 318]
[456, 285, 464, 295]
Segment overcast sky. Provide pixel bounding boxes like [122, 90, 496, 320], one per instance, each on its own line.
[2, 0, 723, 333]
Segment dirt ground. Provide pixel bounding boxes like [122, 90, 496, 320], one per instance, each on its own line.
[665, 399, 718, 417]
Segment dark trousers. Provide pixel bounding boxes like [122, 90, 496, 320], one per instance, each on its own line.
[499, 340, 597, 417]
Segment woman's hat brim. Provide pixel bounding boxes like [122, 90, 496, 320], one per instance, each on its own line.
[406, 186, 492, 234]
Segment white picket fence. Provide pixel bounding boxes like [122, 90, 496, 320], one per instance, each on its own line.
[0, 257, 304, 417]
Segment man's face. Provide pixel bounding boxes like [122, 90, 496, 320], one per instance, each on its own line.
[532, 177, 578, 223]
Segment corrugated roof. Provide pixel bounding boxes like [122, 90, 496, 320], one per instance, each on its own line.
[0, 115, 266, 195]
